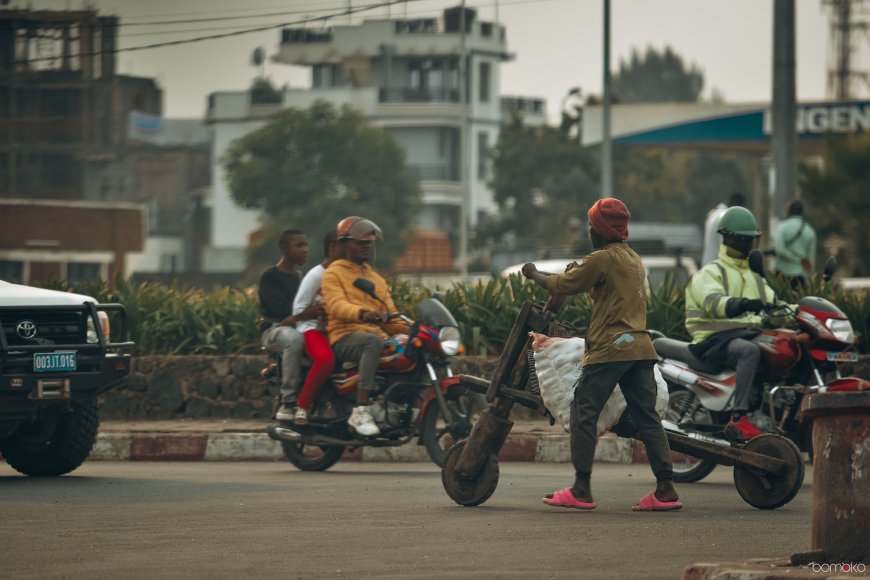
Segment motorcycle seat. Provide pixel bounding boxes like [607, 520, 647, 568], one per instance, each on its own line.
[653, 338, 723, 374]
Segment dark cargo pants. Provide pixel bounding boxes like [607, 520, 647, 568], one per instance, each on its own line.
[571, 359, 674, 481]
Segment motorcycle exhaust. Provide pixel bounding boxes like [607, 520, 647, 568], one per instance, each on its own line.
[657, 361, 700, 387]
[267, 424, 302, 443]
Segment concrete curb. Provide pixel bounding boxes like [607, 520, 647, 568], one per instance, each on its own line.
[89, 431, 649, 463]
[681, 558, 864, 579]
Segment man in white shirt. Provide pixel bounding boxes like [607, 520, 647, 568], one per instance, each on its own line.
[288, 231, 343, 425]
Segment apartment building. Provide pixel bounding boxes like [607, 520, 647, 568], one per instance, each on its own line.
[205, 6, 525, 273]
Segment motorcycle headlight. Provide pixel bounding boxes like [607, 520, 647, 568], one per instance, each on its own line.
[825, 318, 855, 344]
[438, 326, 462, 356]
[87, 311, 111, 344]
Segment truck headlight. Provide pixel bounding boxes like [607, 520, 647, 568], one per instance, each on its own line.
[439, 326, 462, 356]
[87, 311, 111, 344]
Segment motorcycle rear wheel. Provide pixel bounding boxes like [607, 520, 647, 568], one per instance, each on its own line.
[667, 388, 719, 483]
[420, 389, 486, 467]
[280, 391, 346, 472]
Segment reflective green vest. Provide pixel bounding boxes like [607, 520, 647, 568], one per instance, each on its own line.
[684, 246, 778, 344]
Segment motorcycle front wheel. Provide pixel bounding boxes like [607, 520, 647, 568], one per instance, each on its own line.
[420, 388, 486, 467]
[667, 388, 719, 483]
[280, 390, 346, 472]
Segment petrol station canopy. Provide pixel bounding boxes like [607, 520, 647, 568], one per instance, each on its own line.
[582, 100, 870, 154]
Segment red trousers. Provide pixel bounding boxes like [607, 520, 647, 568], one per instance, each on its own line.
[298, 330, 335, 410]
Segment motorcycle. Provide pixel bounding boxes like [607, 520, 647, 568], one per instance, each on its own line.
[654, 251, 868, 483]
[267, 278, 484, 471]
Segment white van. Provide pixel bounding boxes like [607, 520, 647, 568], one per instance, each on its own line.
[501, 255, 698, 291]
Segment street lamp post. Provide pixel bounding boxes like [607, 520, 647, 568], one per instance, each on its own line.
[601, 0, 613, 199]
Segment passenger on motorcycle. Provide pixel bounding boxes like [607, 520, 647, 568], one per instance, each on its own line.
[289, 230, 343, 426]
[258, 229, 323, 421]
[321, 217, 410, 437]
[685, 206, 790, 442]
[522, 198, 682, 512]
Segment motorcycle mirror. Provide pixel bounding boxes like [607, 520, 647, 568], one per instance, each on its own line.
[748, 250, 766, 278]
[823, 256, 837, 282]
[353, 278, 376, 296]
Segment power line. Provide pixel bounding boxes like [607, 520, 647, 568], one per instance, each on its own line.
[13, 0, 417, 65]
[116, 2, 364, 27]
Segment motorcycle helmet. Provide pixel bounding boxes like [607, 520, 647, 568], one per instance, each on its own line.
[336, 216, 383, 242]
[717, 207, 760, 237]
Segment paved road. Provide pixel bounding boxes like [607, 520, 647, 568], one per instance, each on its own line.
[0, 461, 813, 579]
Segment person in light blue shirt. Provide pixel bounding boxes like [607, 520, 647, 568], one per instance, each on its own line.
[773, 199, 817, 290]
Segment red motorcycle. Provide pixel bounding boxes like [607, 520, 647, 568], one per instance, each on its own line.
[267, 279, 483, 471]
[655, 251, 869, 482]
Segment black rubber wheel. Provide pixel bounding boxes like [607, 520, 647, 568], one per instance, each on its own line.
[733, 434, 805, 510]
[421, 389, 485, 467]
[280, 391, 346, 472]
[666, 388, 719, 483]
[441, 439, 499, 506]
[0, 400, 99, 477]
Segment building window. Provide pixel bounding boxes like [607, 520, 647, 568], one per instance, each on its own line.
[66, 262, 102, 284]
[479, 62, 491, 103]
[0, 260, 24, 283]
[313, 64, 337, 88]
[477, 131, 489, 180]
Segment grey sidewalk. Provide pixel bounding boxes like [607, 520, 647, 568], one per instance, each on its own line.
[91, 418, 648, 463]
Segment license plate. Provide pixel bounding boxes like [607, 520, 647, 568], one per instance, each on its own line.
[826, 351, 858, 362]
[33, 352, 77, 373]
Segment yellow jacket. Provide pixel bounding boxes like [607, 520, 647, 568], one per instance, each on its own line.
[321, 259, 399, 345]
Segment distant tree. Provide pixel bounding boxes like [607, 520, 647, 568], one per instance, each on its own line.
[223, 100, 421, 270]
[800, 136, 870, 276]
[613, 45, 705, 103]
[481, 116, 598, 252]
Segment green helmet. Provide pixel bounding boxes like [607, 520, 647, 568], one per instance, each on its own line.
[717, 206, 760, 237]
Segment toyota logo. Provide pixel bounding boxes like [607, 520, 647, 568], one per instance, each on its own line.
[16, 320, 37, 339]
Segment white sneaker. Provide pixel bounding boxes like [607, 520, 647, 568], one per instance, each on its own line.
[275, 404, 294, 422]
[348, 406, 380, 437]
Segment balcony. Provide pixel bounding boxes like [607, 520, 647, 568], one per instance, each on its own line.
[379, 87, 460, 104]
[408, 163, 459, 182]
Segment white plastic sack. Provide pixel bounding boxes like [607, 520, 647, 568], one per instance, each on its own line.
[530, 333, 668, 435]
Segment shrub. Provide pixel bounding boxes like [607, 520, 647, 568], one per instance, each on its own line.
[32, 272, 869, 356]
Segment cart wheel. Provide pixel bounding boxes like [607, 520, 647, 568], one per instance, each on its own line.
[733, 434, 805, 510]
[441, 439, 500, 506]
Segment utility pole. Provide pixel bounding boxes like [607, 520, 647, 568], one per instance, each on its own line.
[771, 0, 797, 232]
[458, 0, 470, 276]
[601, 0, 613, 199]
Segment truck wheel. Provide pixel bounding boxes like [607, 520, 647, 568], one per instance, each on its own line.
[0, 400, 100, 477]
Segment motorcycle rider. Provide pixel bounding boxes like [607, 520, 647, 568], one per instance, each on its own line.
[258, 229, 322, 421]
[523, 197, 682, 512]
[289, 230, 342, 425]
[685, 206, 787, 443]
[321, 216, 408, 437]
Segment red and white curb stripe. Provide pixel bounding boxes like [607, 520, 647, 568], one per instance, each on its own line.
[90, 432, 648, 464]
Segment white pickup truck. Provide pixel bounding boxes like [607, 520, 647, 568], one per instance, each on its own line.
[0, 280, 133, 476]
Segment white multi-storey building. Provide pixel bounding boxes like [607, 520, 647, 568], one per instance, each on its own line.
[204, 6, 519, 273]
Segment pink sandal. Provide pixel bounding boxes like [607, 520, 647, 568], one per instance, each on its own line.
[632, 491, 683, 512]
[542, 487, 597, 510]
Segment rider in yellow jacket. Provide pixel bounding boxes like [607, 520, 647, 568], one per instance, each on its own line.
[684, 206, 787, 442]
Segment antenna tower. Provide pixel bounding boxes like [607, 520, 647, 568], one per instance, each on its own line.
[825, 0, 870, 100]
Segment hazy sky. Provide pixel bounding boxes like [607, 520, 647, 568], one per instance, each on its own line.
[26, 0, 837, 120]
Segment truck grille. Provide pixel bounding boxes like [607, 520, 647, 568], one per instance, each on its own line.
[0, 311, 86, 347]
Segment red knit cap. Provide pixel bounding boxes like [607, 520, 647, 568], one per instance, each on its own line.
[587, 197, 631, 241]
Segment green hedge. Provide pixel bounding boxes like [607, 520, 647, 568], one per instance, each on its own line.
[39, 273, 869, 356]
